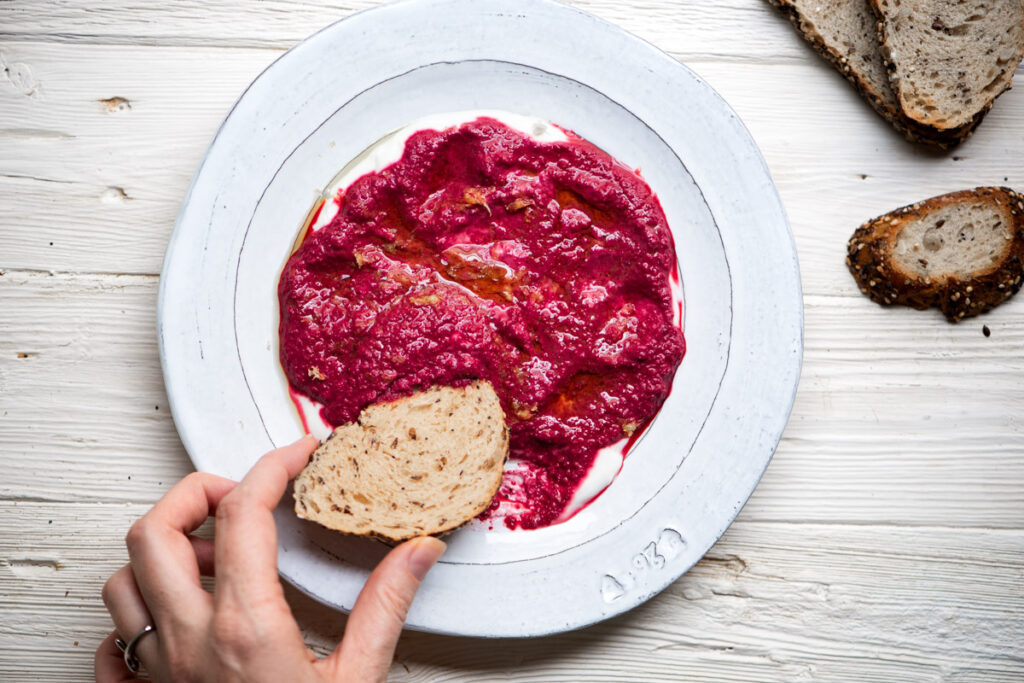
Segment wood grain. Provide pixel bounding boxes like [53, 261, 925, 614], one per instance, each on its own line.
[2, 0, 1023, 680]
[1, 41, 1021, 281]
[2, 504, 1021, 681]
[0, 0, 803, 60]
[2, 272, 1021, 526]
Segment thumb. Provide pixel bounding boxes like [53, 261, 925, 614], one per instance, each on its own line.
[324, 537, 445, 682]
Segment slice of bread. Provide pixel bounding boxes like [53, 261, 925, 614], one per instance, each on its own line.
[293, 381, 508, 542]
[870, 0, 1024, 136]
[847, 187, 1024, 321]
[767, 0, 975, 147]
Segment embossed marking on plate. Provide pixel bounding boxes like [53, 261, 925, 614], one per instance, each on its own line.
[601, 527, 686, 602]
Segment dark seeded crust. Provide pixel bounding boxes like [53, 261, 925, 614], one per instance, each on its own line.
[847, 187, 1024, 321]
[865, 0, 1008, 140]
[767, 0, 976, 148]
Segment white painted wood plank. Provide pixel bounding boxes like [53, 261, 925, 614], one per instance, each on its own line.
[688, 60, 1024, 304]
[2, 504, 1021, 681]
[0, 0, 804, 61]
[0, 272, 194, 502]
[2, 2, 1023, 678]
[1, 42, 1021, 286]
[0, 42, 277, 276]
[2, 272, 1021, 526]
[390, 521, 1024, 682]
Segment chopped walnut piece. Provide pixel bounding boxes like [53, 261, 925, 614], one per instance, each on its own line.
[461, 187, 492, 215]
[512, 400, 538, 420]
[506, 197, 533, 212]
[409, 293, 440, 306]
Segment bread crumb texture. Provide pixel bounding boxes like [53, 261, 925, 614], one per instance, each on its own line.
[766, 0, 1008, 146]
[293, 380, 508, 541]
[871, 0, 1024, 132]
[847, 187, 1024, 322]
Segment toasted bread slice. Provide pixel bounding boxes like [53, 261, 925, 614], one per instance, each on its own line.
[767, 0, 975, 147]
[870, 0, 1024, 135]
[847, 187, 1024, 321]
[293, 381, 508, 542]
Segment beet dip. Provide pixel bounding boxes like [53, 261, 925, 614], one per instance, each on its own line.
[278, 116, 685, 529]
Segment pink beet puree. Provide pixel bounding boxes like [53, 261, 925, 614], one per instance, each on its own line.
[278, 117, 685, 529]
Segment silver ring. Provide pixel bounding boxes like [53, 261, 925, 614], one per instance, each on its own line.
[114, 624, 156, 673]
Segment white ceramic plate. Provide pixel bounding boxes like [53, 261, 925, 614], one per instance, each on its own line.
[159, 0, 802, 637]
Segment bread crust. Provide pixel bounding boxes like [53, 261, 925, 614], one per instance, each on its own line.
[767, 0, 976, 148]
[847, 187, 1024, 321]
[866, 0, 1022, 137]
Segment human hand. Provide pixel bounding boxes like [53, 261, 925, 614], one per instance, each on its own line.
[96, 436, 446, 683]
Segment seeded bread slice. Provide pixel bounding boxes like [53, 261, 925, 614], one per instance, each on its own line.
[847, 187, 1024, 321]
[870, 0, 1024, 136]
[767, 0, 975, 147]
[293, 381, 508, 542]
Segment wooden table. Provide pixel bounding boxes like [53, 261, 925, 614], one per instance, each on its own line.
[2, 2, 1022, 680]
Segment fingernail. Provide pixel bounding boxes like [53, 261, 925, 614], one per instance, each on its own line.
[407, 537, 446, 581]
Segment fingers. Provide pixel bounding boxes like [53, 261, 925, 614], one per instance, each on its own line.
[149, 471, 237, 536]
[125, 472, 235, 623]
[98, 438, 318, 682]
[189, 536, 216, 577]
[197, 438, 318, 678]
[101, 537, 213, 678]
[101, 566, 159, 672]
[214, 436, 318, 600]
[326, 537, 445, 683]
[95, 631, 149, 683]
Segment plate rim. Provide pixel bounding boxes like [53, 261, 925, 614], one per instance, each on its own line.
[158, 0, 803, 637]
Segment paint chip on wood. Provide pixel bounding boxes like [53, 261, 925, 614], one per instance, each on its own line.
[99, 187, 131, 204]
[7, 558, 60, 577]
[99, 96, 131, 113]
[0, 52, 40, 97]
